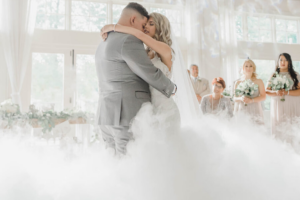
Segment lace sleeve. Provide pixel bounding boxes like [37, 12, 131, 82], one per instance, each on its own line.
[224, 98, 233, 117]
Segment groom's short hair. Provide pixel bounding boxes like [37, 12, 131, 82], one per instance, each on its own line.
[124, 2, 149, 19]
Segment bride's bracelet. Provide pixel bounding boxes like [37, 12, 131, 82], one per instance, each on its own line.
[252, 99, 254, 103]
[113, 24, 117, 32]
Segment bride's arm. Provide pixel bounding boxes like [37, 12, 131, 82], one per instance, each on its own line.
[101, 24, 172, 60]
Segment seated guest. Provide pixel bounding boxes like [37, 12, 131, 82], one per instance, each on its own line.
[201, 77, 233, 117]
[190, 64, 210, 103]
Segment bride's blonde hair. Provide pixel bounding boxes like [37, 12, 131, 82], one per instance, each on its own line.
[146, 12, 173, 53]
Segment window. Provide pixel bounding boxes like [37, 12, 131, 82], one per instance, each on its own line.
[112, 4, 126, 24]
[150, 8, 182, 36]
[31, 53, 64, 111]
[254, 59, 275, 110]
[71, 1, 107, 32]
[75, 54, 98, 113]
[247, 16, 272, 42]
[276, 19, 297, 44]
[236, 15, 243, 40]
[236, 15, 300, 44]
[293, 61, 300, 74]
[35, 1, 184, 35]
[36, 0, 65, 29]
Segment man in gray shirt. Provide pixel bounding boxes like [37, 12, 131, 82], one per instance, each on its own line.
[95, 3, 176, 155]
[190, 64, 210, 103]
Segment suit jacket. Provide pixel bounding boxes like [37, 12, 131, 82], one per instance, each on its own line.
[95, 32, 175, 126]
[190, 77, 210, 97]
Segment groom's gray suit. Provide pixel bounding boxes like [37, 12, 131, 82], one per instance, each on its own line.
[96, 32, 175, 154]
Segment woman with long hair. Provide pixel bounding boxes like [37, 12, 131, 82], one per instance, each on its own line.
[234, 59, 266, 123]
[266, 53, 300, 137]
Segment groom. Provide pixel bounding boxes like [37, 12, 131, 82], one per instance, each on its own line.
[95, 2, 176, 155]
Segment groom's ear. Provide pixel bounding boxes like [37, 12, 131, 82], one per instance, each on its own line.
[130, 15, 136, 25]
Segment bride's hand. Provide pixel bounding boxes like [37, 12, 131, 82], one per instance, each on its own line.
[100, 24, 114, 41]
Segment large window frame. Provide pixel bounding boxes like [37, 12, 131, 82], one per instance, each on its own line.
[22, 0, 185, 111]
[36, 0, 184, 35]
[236, 12, 300, 45]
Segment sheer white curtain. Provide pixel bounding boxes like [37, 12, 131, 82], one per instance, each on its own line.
[185, 0, 239, 87]
[0, 0, 37, 110]
[217, 0, 239, 85]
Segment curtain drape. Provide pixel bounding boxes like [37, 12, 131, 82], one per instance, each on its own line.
[0, 0, 37, 111]
[184, 0, 239, 87]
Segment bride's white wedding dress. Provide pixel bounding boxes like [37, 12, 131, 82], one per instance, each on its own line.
[130, 52, 181, 135]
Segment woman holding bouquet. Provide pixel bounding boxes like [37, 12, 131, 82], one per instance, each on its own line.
[266, 53, 300, 136]
[234, 59, 266, 123]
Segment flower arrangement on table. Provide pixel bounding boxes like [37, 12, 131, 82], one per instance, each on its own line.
[235, 79, 259, 106]
[0, 99, 24, 128]
[0, 99, 93, 133]
[267, 72, 293, 102]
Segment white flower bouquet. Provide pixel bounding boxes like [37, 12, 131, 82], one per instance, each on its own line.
[0, 99, 19, 114]
[267, 72, 293, 102]
[235, 79, 259, 106]
[222, 89, 231, 97]
[0, 99, 21, 128]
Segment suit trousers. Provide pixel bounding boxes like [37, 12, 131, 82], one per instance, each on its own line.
[100, 125, 133, 155]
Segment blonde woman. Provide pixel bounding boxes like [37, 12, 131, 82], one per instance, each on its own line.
[101, 12, 181, 131]
[234, 59, 266, 123]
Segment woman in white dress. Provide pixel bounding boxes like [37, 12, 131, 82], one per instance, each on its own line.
[201, 77, 233, 117]
[101, 12, 182, 132]
[234, 59, 266, 123]
[266, 53, 300, 138]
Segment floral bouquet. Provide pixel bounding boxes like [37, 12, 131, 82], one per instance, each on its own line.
[0, 99, 22, 128]
[235, 79, 259, 106]
[222, 89, 231, 97]
[267, 72, 293, 102]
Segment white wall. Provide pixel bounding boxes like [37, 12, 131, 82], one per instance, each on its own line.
[238, 41, 300, 61]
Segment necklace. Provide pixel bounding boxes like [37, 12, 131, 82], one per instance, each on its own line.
[211, 95, 221, 113]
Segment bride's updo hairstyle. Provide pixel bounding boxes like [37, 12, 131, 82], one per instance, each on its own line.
[148, 12, 172, 47]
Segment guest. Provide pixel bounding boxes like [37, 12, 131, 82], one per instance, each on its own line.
[266, 53, 300, 137]
[190, 64, 210, 103]
[234, 59, 266, 123]
[201, 77, 233, 117]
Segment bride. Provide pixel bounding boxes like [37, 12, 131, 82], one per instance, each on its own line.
[101, 12, 199, 131]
